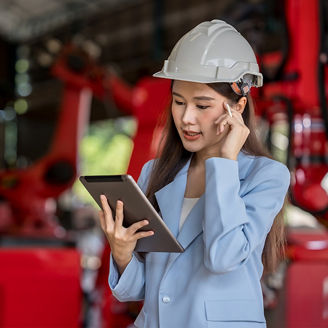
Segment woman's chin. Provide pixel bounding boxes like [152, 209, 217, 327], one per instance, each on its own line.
[181, 141, 202, 153]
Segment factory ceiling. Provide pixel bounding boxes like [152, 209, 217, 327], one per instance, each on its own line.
[0, 0, 134, 42]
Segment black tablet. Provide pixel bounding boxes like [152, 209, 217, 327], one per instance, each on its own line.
[79, 175, 184, 253]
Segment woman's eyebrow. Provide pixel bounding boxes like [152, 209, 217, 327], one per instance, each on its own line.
[193, 96, 215, 101]
[172, 92, 215, 101]
[172, 91, 184, 98]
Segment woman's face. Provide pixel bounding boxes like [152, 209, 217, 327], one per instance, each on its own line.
[171, 80, 230, 155]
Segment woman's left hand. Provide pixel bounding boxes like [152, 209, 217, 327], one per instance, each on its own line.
[214, 103, 250, 161]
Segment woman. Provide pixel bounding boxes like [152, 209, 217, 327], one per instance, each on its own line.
[99, 20, 290, 328]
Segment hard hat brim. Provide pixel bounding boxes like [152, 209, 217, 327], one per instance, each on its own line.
[153, 71, 263, 88]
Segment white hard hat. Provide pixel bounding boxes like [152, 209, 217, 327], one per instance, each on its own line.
[153, 19, 263, 91]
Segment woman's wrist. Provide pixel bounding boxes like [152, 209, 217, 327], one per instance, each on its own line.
[218, 153, 237, 161]
[203, 154, 237, 161]
[217, 149, 238, 161]
[113, 253, 133, 275]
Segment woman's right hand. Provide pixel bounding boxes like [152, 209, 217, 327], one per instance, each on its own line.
[99, 194, 154, 275]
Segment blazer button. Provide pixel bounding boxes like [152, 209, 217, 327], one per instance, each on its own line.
[162, 296, 171, 303]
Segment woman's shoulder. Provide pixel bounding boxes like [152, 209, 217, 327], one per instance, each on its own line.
[240, 152, 290, 185]
[137, 159, 157, 192]
[140, 159, 156, 175]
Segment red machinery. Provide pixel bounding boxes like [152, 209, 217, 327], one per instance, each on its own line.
[254, 0, 328, 326]
[106, 72, 171, 180]
[0, 249, 81, 328]
[0, 50, 94, 328]
[0, 45, 95, 327]
[0, 44, 171, 327]
[257, 0, 328, 219]
[0, 45, 93, 236]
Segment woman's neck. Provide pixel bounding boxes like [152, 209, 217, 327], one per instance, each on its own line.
[192, 150, 216, 168]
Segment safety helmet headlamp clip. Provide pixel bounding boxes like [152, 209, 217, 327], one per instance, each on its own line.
[230, 74, 256, 96]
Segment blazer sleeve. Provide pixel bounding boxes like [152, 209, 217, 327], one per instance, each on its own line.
[203, 156, 290, 274]
[108, 160, 154, 301]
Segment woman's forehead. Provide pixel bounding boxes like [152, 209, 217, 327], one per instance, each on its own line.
[172, 80, 221, 98]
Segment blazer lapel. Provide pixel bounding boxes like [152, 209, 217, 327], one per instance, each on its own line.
[162, 195, 205, 274]
[177, 195, 205, 248]
[154, 158, 191, 238]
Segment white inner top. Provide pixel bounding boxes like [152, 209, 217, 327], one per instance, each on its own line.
[179, 197, 200, 231]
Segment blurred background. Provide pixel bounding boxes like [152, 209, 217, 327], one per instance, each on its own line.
[0, 0, 327, 327]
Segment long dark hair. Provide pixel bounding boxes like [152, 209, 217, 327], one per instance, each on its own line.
[145, 82, 286, 273]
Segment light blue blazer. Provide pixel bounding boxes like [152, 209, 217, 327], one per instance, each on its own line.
[109, 152, 290, 328]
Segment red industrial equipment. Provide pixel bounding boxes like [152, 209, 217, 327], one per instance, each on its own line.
[286, 231, 328, 328]
[256, 0, 328, 220]
[0, 44, 170, 237]
[106, 72, 171, 180]
[0, 248, 81, 328]
[0, 45, 96, 328]
[254, 0, 328, 326]
[0, 43, 171, 327]
[0, 45, 93, 236]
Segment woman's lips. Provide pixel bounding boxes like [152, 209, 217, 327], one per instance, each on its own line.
[182, 130, 202, 140]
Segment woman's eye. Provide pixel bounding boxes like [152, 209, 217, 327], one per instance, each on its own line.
[174, 100, 184, 106]
[197, 105, 209, 110]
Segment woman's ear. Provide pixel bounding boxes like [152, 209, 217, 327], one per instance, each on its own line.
[234, 96, 247, 114]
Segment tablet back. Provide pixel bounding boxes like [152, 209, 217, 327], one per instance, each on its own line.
[79, 175, 184, 253]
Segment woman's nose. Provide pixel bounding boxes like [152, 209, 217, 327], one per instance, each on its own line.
[181, 106, 196, 125]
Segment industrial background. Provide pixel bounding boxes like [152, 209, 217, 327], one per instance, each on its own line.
[0, 0, 327, 327]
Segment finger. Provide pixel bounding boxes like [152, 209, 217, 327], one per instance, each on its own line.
[215, 110, 241, 123]
[215, 115, 231, 134]
[115, 200, 124, 228]
[133, 230, 155, 241]
[219, 117, 233, 134]
[127, 219, 150, 235]
[98, 210, 114, 234]
[98, 210, 106, 231]
[224, 102, 245, 123]
[221, 102, 245, 123]
[229, 109, 244, 124]
[214, 113, 229, 124]
[100, 195, 114, 225]
[100, 195, 112, 215]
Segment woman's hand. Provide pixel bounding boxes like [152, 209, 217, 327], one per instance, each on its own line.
[98, 195, 154, 274]
[214, 102, 250, 161]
